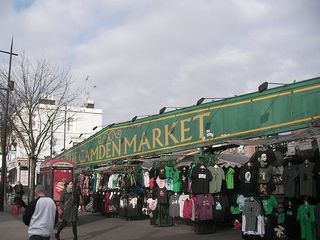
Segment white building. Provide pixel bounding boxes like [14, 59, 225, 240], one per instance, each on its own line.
[4, 100, 103, 186]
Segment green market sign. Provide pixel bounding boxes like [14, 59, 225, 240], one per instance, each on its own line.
[57, 77, 320, 167]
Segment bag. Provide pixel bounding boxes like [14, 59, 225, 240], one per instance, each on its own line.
[23, 198, 40, 226]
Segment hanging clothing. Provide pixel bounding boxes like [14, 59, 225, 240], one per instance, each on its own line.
[157, 187, 168, 204]
[165, 165, 174, 179]
[194, 194, 214, 221]
[297, 203, 316, 240]
[242, 199, 265, 236]
[226, 167, 235, 190]
[172, 170, 182, 193]
[182, 198, 194, 220]
[180, 167, 189, 193]
[208, 165, 225, 194]
[299, 162, 315, 197]
[169, 194, 180, 218]
[282, 164, 299, 198]
[315, 203, 320, 239]
[258, 166, 274, 184]
[178, 194, 190, 218]
[261, 195, 278, 216]
[213, 194, 229, 222]
[239, 163, 259, 197]
[191, 165, 213, 194]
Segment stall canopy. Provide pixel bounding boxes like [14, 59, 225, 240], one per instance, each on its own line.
[55, 77, 320, 168]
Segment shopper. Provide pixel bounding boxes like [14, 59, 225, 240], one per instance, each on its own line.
[23, 185, 57, 240]
[55, 180, 80, 240]
[14, 181, 27, 208]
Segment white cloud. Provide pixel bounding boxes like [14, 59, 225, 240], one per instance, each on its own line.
[0, 0, 319, 124]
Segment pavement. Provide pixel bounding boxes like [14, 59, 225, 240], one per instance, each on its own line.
[0, 205, 242, 240]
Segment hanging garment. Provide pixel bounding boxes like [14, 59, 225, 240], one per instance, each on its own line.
[213, 194, 229, 222]
[315, 203, 320, 238]
[178, 194, 190, 218]
[299, 162, 315, 197]
[191, 165, 213, 194]
[297, 204, 316, 240]
[239, 163, 259, 197]
[226, 167, 235, 190]
[169, 194, 180, 218]
[242, 199, 265, 236]
[194, 194, 214, 221]
[208, 165, 225, 194]
[282, 164, 299, 198]
[172, 170, 182, 193]
[180, 167, 189, 193]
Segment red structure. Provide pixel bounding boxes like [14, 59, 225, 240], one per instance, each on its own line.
[39, 159, 75, 203]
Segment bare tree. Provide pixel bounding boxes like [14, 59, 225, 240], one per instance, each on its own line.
[1, 56, 76, 200]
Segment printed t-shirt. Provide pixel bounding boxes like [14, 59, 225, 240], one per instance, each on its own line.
[169, 194, 180, 217]
[180, 167, 189, 193]
[157, 187, 168, 204]
[191, 165, 213, 194]
[239, 164, 259, 197]
[258, 166, 274, 183]
[262, 195, 278, 215]
[147, 198, 157, 211]
[213, 195, 229, 222]
[195, 194, 214, 221]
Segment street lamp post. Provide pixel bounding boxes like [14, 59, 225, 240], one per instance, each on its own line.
[0, 38, 18, 212]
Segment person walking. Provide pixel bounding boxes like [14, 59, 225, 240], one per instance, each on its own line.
[23, 185, 57, 240]
[14, 181, 27, 208]
[55, 181, 80, 240]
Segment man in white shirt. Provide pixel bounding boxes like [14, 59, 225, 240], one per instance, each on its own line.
[23, 185, 57, 240]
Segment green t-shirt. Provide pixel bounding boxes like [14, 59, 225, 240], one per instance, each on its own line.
[262, 195, 278, 215]
[172, 170, 181, 193]
[226, 167, 235, 189]
[165, 166, 174, 179]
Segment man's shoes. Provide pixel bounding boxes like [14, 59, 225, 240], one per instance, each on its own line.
[55, 233, 60, 240]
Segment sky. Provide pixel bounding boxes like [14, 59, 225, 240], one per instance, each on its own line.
[0, 0, 320, 125]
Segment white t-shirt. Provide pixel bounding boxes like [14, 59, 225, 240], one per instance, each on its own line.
[28, 197, 56, 238]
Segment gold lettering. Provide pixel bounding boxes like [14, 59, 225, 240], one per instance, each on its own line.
[152, 128, 163, 148]
[90, 146, 99, 161]
[124, 135, 137, 155]
[112, 140, 121, 156]
[193, 112, 210, 139]
[105, 142, 112, 158]
[164, 122, 179, 145]
[138, 132, 151, 152]
[180, 118, 192, 142]
[99, 144, 106, 160]
[85, 150, 90, 162]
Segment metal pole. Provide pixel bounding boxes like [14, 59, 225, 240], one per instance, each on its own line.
[0, 38, 17, 212]
[63, 105, 67, 150]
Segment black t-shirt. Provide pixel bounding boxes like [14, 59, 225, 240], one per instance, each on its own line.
[180, 167, 190, 193]
[213, 194, 229, 222]
[239, 164, 259, 197]
[191, 165, 213, 194]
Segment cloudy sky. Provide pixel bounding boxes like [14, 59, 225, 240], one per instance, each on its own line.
[1, 0, 319, 125]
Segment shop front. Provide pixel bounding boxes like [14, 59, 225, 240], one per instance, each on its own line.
[55, 77, 320, 238]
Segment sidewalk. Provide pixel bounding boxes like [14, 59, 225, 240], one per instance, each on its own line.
[0, 204, 28, 240]
[0, 206, 242, 240]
